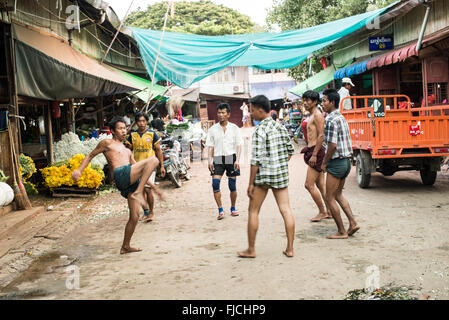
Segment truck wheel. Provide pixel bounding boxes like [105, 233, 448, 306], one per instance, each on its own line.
[420, 168, 437, 186]
[356, 153, 371, 189]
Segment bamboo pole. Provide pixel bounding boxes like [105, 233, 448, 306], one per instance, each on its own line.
[143, 1, 172, 113]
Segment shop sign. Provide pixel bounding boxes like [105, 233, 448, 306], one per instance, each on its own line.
[369, 36, 394, 51]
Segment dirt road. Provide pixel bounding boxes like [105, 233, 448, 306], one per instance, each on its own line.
[1, 131, 449, 300]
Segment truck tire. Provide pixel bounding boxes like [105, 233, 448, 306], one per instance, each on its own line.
[356, 152, 371, 189]
[420, 168, 437, 186]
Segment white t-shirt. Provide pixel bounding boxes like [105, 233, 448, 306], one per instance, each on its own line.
[206, 122, 243, 157]
[240, 104, 249, 116]
[338, 87, 352, 110]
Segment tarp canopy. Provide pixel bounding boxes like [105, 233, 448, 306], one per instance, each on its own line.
[289, 65, 336, 97]
[130, 3, 396, 89]
[13, 24, 138, 101]
[251, 81, 297, 101]
[334, 59, 369, 79]
[108, 68, 168, 102]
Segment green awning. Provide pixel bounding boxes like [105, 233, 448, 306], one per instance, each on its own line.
[109, 68, 168, 102]
[289, 65, 336, 97]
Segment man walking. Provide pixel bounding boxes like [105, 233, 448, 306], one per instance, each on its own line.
[240, 101, 250, 128]
[237, 95, 295, 258]
[206, 103, 243, 220]
[127, 112, 165, 222]
[72, 117, 160, 254]
[301, 91, 331, 222]
[321, 89, 360, 239]
[338, 77, 355, 110]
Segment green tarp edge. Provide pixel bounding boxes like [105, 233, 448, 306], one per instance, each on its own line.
[289, 65, 337, 96]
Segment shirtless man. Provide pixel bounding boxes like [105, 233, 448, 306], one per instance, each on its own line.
[301, 91, 331, 222]
[72, 117, 160, 254]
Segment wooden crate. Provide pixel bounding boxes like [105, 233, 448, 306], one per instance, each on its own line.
[51, 187, 98, 198]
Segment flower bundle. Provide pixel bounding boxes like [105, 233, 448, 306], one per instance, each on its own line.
[41, 154, 104, 189]
[53, 133, 111, 169]
[19, 154, 38, 195]
[19, 154, 37, 180]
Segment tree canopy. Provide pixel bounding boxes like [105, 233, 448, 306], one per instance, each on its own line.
[125, 0, 260, 36]
[266, 0, 397, 81]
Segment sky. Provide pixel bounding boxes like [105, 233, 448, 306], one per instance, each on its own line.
[105, 0, 274, 27]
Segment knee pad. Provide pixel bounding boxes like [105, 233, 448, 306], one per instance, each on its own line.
[228, 178, 237, 193]
[212, 178, 221, 193]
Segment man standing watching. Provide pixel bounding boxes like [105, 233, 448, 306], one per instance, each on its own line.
[338, 77, 355, 110]
[301, 90, 331, 222]
[321, 89, 360, 239]
[238, 95, 295, 258]
[127, 112, 165, 222]
[206, 103, 243, 220]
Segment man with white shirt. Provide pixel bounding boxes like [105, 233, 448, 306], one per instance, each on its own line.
[338, 77, 355, 110]
[206, 103, 244, 220]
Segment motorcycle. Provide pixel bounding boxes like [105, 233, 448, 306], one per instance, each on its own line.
[160, 136, 190, 188]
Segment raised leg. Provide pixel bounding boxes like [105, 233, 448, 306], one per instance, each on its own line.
[129, 157, 159, 210]
[237, 186, 268, 258]
[272, 187, 295, 257]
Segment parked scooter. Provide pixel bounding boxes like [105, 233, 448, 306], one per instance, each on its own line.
[160, 136, 190, 188]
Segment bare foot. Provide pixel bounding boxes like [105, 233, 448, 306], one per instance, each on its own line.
[348, 225, 360, 236]
[324, 212, 333, 219]
[326, 232, 348, 239]
[310, 213, 328, 222]
[283, 250, 294, 258]
[140, 215, 154, 223]
[120, 247, 142, 254]
[237, 249, 256, 258]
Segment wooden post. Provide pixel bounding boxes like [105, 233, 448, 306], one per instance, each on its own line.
[45, 103, 54, 165]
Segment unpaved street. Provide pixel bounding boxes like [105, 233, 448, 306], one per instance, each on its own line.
[1, 131, 449, 300]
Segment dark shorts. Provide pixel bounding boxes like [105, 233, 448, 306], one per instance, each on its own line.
[326, 158, 351, 180]
[113, 164, 140, 199]
[211, 154, 240, 178]
[301, 145, 325, 172]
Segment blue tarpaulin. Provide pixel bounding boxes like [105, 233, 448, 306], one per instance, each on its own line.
[334, 59, 370, 79]
[130, 3, 396, 89]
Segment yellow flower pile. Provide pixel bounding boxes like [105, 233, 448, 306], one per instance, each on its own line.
[41, 154, 104, 189]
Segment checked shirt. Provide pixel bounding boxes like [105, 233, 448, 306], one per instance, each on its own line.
[251, 117, 294, 189]
[324, 109, 353, 159]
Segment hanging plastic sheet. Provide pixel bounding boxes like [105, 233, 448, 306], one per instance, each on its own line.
[130, 3, 396, 89]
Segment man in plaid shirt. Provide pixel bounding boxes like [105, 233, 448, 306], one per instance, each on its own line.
[321, 89, 360, 239]
[238, 95, 295, 259]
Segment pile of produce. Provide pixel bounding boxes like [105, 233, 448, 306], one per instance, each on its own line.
[53, 132, 111, 169]
[166, 121, 190, 135]
[41, 154, 104, 189]
[19, 154, 38, 195]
